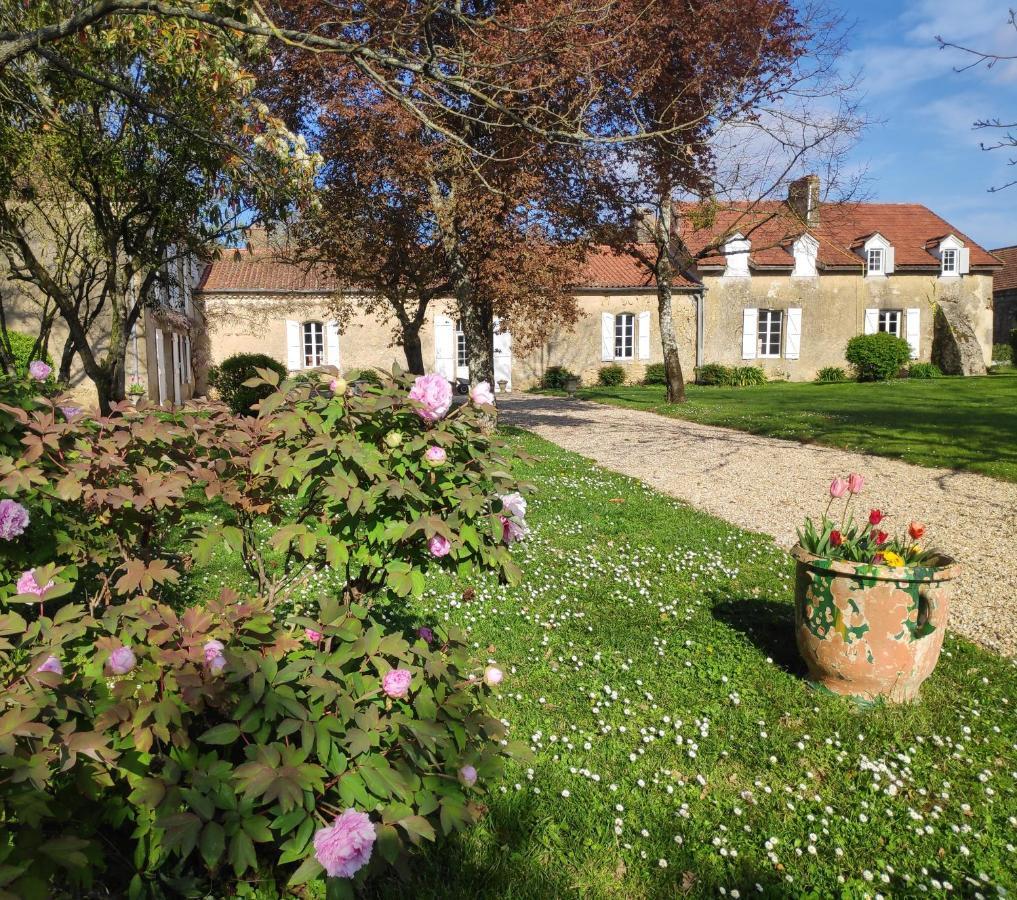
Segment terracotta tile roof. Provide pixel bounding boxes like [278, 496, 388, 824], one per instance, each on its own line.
[197, 245, 700, 294]
[991, 245, 1017, 293]
[197, 250, 340, 293]
[579, 244, 698, 289]
[682, 202, 1001, 272]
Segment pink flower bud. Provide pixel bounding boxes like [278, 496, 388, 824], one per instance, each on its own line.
[203, 640, 225, 664]
[484, 665, 503, 687]
[459, 765, 478, 786]
[382, 668, 413, 698]
[847, 473, 864, 494]
[425, 445, 447, 466]
[428, 534, 451, 557]
[305, 627, 323, 642]
[35, 655, 63, 676]
[106, 645, 137, 675]
[829, 477, 848, 499]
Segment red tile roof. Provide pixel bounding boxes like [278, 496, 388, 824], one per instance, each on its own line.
[198, 245, 699, 293]
[683, 202, 1001, 271]
[991, 245, 1017, 293]
[197, 250, 340, 293]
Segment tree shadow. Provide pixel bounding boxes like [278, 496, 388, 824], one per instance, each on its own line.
[709, 594, 806, 677]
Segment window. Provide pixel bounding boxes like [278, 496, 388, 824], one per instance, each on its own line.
[941, 248, 957, 275]
[614, 313, 634, 359]
[454, 321, 468, 369]
[866, 248, 883, 274]
[877, 309, 902, 337]
[757, 309, 783, 358]
[302, 321, 324, 367]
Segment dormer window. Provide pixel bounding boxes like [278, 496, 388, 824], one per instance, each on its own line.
[941, 247, 958, 275]
[861, 233, 894, 277]
[935, 234, 968, 277]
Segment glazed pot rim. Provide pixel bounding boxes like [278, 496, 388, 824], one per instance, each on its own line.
[790, 543, 960, 582]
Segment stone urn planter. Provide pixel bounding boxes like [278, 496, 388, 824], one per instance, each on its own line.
[564, 376, 580, 399]
[791, 544, 960, 703]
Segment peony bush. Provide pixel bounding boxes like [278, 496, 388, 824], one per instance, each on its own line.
[0, 367, 527, 895]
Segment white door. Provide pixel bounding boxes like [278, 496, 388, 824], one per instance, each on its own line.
[434, 314, 455, 380]
[493, 317, 512, 391]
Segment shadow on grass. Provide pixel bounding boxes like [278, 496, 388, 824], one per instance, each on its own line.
[710, 596, 806, 678]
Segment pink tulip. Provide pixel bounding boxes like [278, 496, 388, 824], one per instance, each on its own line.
[847, 473, 864, 494]
[829, 477, 848, 499]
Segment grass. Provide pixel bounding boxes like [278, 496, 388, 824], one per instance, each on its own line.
[549, 369, 1017, 482]
[349, 430, 1014, 899]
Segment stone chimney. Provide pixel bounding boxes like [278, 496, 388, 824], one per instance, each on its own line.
[787, 174, 820, 228]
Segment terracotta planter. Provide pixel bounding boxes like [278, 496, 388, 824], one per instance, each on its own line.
[791, 544, 960, 703]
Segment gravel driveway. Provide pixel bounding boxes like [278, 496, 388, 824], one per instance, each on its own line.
[501, 395, 1017, 657]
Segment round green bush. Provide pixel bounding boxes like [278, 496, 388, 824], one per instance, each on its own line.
[907, 362, 942, 379]
[815, 366, 848, 383]
[597, 364, 625, 386]
[209, 352, 287, 415]
[2, 330, 53, 378]
[844, 333, 911, 382]
[641, 362, 666, 385]
[540, 366, 580, 390]
[992, 343, 1012, 364]
[696, 363, 730, 385]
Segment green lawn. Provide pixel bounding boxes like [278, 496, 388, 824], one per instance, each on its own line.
[353, 431, 1014, 899]
[554, 370, 1017, 482]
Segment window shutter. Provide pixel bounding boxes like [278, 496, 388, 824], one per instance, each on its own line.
[785, 307, 802, 360]
[884, 246, 895, 274]
[326, 321, 341, 367]
[183, 335, 192, 383]
[906, 308, 921, 359]
[864, 308, 878, 335]
[155, 328, 166, 405]
[493, 317, 513, 391]
[637, 311, 651, 360]
[958, 248, 970, 274]
[741, 308, 758, 359]
[601, 313, 615, 361]
[434, 314, 455, 380]
[286, 320, 301, 370]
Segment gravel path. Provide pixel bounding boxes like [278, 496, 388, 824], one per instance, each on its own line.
[501, 395, 1017, 657]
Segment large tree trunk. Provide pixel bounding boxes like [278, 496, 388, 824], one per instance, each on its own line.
[402, 326, 425, 375]
[457, 289, 494, 387]
[58, 331, 76, 383]
[653, 202, 687, 403]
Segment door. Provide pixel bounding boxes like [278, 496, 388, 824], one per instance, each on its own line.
[493, 317, 512, 391]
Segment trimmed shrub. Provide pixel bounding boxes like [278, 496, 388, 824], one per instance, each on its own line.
[696, 363, 766, 386]
[907, 362, 942, 379]
[992, 343, 1012, 364]
[2, 330, 53, 379]
[844, 332, 911, 382]
[641, 362, 666, 385]
[597, 365, 625, 386]
[0, 369, 527, 894]
[540, 366, 580, 390]
[1010, 327, 1017, 366]
[815, 366, 849, 383]
[209, 351, 287, 415]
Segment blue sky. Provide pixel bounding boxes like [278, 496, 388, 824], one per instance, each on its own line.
[830, 0, 1016, 249]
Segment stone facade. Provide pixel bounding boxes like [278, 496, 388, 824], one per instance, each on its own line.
[990, 245, 1017, 348]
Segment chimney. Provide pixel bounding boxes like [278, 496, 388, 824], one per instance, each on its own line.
[788, 174, 820, 228]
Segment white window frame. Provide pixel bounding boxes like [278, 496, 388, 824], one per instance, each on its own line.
[454, 321, 468, 369]
[941, 248, 957, 275]
[877, 309, 902, 338]
[614, 312, 635, 360]
[757, 309, 783, 358]
[301, 321, 325, 368]
[866, 248, 883, 275]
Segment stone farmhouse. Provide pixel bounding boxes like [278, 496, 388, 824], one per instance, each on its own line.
[197, 177, 999, 391]
[990, 245, 1017, 346]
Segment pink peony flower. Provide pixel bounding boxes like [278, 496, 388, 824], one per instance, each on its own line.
[305, 627, 323, 642]
[106, 645, 137, 675]
[417, 626, 434, 644]
[59, 406, 82, 420]
[459, 765, 478, 787]
[500, 492, 527, 519]
[36, 655, 63, 675]
[470, 381, 495, 405]
[0, 499, 29, 540]
[313, 808, 376, 878]
[329, 377, 347, 395]
[28, 360, 51, 381]
[16, 568, 53, 597]
[428, 534, 451, 557]
[829, 477, 848, 499]
[408, 373, 453, 423]
[382, 668, 413, 699]
[203, 640, 225, 664]
[484, 665, 504, 687]
[847, 473, 864, 494]
[424, 445, 447, 466]
[501, 515, 529, 544]
[209, 654, 227, 674]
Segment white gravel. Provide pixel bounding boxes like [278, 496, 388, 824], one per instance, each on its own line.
[501, 395, 1017, 657]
